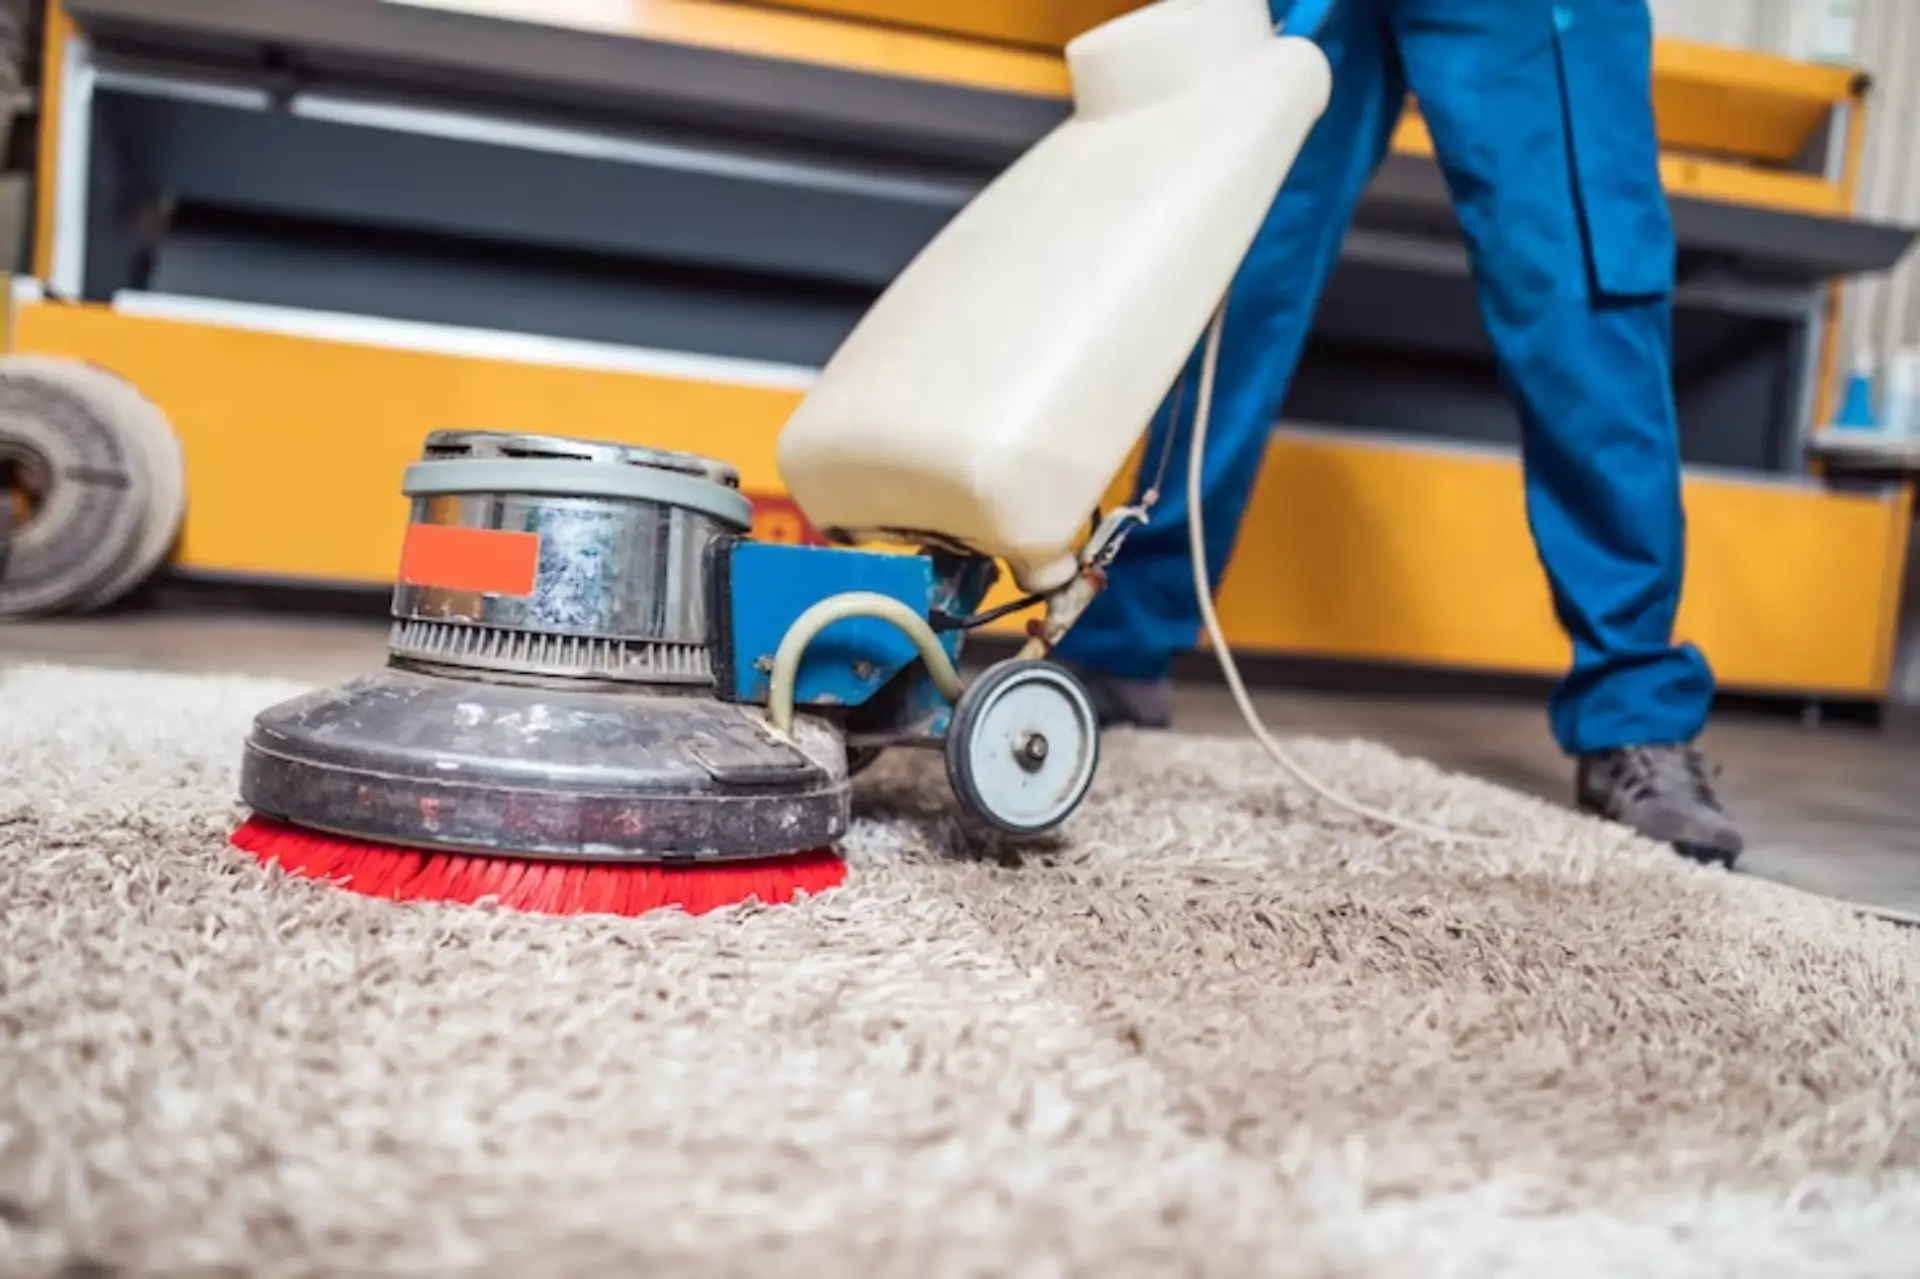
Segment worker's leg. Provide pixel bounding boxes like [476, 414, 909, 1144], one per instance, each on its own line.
[1389, 0, 1738, 861]
[1052, 0, 1404, 723]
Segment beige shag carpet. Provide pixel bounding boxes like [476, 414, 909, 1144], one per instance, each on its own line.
[3, 660, 1919, 1278]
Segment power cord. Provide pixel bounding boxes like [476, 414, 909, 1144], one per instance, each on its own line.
[1185, 299, 1498, 845]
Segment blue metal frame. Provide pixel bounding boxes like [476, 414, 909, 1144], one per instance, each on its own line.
[883, 553, 1000, 742]
[719, 544, 995, 720]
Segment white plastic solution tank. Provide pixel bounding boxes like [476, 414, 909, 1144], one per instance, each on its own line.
[775, 0, 1332, 593]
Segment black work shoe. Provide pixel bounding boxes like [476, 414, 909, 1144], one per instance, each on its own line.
[1054, 660, 1173, 731]
[1575, 743, 1744, 868]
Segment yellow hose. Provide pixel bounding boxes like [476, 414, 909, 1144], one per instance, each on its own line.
[766, 592, 965, 737]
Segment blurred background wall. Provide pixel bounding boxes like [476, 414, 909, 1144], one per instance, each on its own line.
[1651, 0, 1920, 704]
[1651, 2, 1916, 375]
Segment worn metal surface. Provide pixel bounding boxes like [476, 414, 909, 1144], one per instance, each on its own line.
[240, 665, 850, 861]
[239, 430, 857, 859]
[390, 431, 744, 683]
[842, 554, 1001, 747]
[719, 541, 945, 708]
[393, 492, 728, 651]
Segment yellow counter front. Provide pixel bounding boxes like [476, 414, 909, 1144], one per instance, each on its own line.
[11, 296, 1907, 700]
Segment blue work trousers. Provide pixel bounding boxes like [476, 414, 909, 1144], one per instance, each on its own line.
[1055, 0, 1716, 756]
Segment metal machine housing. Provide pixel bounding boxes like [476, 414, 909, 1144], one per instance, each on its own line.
[237, 430, 1089, 865]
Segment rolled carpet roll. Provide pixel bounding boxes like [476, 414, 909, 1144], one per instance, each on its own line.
[0, 355, 186, 618]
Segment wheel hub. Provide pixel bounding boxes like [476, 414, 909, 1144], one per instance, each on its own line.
[1017, 733, 1050, 769]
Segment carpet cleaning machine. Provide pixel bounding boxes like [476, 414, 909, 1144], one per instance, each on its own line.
[235, 0, 1446, 894]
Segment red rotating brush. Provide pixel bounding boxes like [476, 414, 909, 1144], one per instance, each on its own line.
[229, 432, 867, 919]
[230, 816, 847, 918]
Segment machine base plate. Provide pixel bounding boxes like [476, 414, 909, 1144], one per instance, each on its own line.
[239, 666, 850, 863]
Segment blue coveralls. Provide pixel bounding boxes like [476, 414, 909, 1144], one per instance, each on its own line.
[1054, 0, 1717, 757]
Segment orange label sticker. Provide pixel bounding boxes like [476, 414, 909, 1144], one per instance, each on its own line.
[397, 523, 541, 596]
[748, 494, 827, 547]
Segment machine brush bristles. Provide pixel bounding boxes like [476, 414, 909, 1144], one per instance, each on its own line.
[230, 816, 847, 917]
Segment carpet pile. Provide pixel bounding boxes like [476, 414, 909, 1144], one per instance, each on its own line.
[2, 661, 1917, 1277]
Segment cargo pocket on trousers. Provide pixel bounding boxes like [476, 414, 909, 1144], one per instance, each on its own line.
[1549, 2, 1677, 301]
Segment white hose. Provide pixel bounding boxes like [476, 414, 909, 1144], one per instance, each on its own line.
[1187, 302, 1496, 845]
[766, 591, 964, 737]
[764, 302, 1493, 845]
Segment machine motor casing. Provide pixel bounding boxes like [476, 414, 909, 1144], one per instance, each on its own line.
[236, 430, 1089, 862]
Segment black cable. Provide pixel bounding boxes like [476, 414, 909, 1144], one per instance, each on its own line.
[1138, 364, 1191, 507]
[931, 590, 1048, 633]
[929, 356, 1199, 635]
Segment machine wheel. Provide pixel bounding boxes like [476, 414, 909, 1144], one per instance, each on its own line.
[945, 659, 1100, 838]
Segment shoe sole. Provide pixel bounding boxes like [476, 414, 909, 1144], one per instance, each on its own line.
[1575, 799, 1740, 870]
[1674, 842, 1739, 870]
